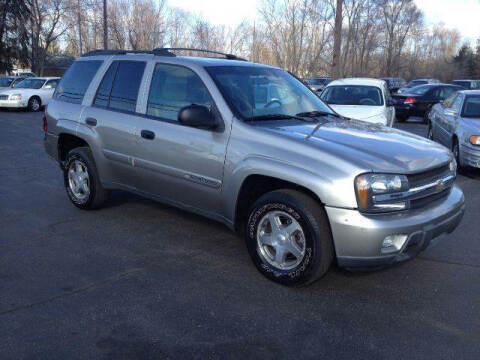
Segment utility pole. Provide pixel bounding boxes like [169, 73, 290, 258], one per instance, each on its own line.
[331, 0, 343, 79]
[103, 0, 108, 49]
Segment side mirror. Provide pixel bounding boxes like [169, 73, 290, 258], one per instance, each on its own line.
[178, 104, 218, 130]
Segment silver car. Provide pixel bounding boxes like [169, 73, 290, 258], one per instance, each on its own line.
[43, 49, 465, 286]
[428, 90, 480, 169]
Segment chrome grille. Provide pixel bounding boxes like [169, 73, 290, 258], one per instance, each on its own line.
[0, 95, 8, 100]
[407, 164, 450, 188]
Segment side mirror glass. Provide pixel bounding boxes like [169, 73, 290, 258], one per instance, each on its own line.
[178, 104, 218, 130]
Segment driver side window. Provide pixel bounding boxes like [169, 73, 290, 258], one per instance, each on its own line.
[147, 63, 213, 122]
[44, 80, 58, 89]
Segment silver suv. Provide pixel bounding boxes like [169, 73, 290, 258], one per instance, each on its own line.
[44, 49, 465, 286]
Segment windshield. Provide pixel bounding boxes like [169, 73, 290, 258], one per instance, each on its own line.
[206, 66, 333, 119]
[15, 79, 45, 89]
[320, 85, 383, 106]
[408, 85, 432, 95]
[0, 78, 14, 87]
[408, 80, 427, 87]
[309, 78, 329, 85]
[452, 81, 470, 88]
[462, 96, 480, 118]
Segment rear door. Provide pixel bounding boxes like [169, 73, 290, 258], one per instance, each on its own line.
[80, 60, 147, 188]
[131, 62, 231, 215]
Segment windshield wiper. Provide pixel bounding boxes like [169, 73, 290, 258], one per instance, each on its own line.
[245, 114, 316, 122]
[296, 110, 343, 118]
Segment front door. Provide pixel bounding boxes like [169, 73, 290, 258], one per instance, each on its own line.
[132, 63, 231, 216]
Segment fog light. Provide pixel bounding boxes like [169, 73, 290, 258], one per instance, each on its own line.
[381, 234, 408, 254]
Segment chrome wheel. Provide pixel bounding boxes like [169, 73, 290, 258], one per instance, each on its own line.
[67, 160, 90, 202]
[30, 98, 40, 111]
[256, 210, 306, 270]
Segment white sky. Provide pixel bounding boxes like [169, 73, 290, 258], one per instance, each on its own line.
[167, 0, 480, 43]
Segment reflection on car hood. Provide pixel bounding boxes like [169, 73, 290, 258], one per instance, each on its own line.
[256, 119, 451, 174]
[328, 105, 384, 121]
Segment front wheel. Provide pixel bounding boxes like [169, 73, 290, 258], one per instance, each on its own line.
[28, 96, 41, 112]
[245, 189, 334, 287]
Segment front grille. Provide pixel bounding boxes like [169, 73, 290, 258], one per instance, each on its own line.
[406, 163, 453, 209]
[407, 164, 450, 188]
[410, 188, 451, 209]
[0, 95, 8, 100]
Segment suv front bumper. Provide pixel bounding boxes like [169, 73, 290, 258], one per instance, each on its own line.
[326, 186, 465, 267]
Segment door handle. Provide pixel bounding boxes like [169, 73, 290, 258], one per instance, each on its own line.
[141, 130, 155, 140]
[85, 117, 97, 126]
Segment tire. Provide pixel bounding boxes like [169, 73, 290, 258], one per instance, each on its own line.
[28, 96, 41, 112]
[423, 109, 431, 124]
[63, 147, 109, 210]
[452, 138, 464, 172]
[427, 124, 434, 141]
[245, 189, 334, 287]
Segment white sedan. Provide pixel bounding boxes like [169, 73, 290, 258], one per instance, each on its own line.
[0, 77, 60, 111]
[320, 78, 396, 126]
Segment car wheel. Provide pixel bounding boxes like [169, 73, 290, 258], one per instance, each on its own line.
[63, 147, 109, 210]
[28, 96, 41, 112]
[423, 109, 430, 124]
[245, 189, 334, 287]
[427, 124, 434, 140]
[452, 138, 464, 171]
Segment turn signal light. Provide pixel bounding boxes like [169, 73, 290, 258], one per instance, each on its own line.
[404, 97, 417, 104]
[470, 135, 480, 146]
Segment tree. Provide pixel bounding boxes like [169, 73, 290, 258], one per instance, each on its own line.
[331, 0, 342, 78]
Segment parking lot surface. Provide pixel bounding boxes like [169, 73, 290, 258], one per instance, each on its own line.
[1, 111, 479, 359]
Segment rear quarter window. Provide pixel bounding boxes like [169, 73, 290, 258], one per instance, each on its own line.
[54, 60, 103, 104]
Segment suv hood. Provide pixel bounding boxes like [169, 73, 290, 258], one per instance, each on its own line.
[256, 119, 451, 174]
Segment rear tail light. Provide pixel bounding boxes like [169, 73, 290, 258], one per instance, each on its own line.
[42, 107, 47, 132]
[404, 97, 417, 104]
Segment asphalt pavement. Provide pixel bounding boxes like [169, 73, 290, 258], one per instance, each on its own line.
[0, 110, 479, 359]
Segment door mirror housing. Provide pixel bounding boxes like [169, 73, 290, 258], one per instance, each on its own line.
[178, 104, 218, 130]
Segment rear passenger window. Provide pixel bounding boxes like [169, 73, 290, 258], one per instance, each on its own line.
[94, 62, 118, 108]
[55, 60, 103, 104]
[147, 63, 213, 121]
[93, 61, 145, 113]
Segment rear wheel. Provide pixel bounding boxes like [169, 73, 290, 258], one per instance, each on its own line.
[245, 189, 334, 287]
[452, 138, 464, 171]
[63, 147, 109, 209]
[28, 96, 41, 112]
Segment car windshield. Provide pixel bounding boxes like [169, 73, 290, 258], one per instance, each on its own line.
[320, 85, 383, 106]
[0, 77, 14, 87]
[15, 79, 46, 89]
[462, 96, 480, 118]
[408, 85, 431, 95]
[309, 78, 328, 85]
[408, 80, 427, 87]
[206, 66, 334, 120]
[452, 81, 470, 88]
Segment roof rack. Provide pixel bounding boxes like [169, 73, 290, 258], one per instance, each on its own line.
[153, 48, 247, 61]
[81, 49, 175, 57]
[81, 48, 247, 61]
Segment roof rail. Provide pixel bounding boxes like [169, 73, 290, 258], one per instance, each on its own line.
[152, 48, 248, 61]
[81, 49, 175, 57]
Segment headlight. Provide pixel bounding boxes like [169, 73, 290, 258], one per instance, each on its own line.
[9, 94, 22, 100]
[355, 173, 409, 213]
[469, 135, 480, 146]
